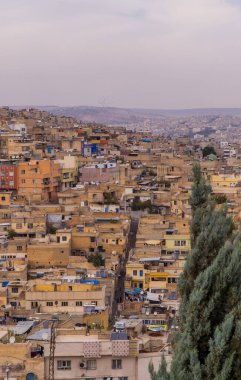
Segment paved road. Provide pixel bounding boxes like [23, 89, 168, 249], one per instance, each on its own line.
[110, 216, 139, 326]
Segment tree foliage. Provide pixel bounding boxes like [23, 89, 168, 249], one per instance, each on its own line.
[170, 165, 240, 380]
[88, 252, 104, 267]
[202, 146, 217, 158]
[131, 197, 152, 212]
[149, 355, 170, 380]
[211, 193, 228, 204]
[150, 164, 241, 380]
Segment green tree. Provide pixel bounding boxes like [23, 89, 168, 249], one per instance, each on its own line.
[211, 194, 228, 204]
[131, 198, 152, 212]
[189, 163, 211, 243]
[48, 226, 57, 234]
[171, 233, 241, 380]
[88, 252, 104, 267]
[7, 229, 17, 239]
[178, 165, 233, 315]
[170, 166, 238, 379]
[202, 146, 217, 158]
[150, 165, 241, 380]
[178, 205, 234, 307]
[149, 355, 170, 380]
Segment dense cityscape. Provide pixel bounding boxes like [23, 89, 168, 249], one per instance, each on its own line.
[0, 106, 241, 379]
[2, 0, 241, 378]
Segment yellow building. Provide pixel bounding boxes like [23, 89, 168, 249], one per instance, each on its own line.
[0, 191, 12, 207]
[11, 211, 46, 238]
[25, 282, 106, 313]
[126, 262, 146, 289]
[7, 136, 35, 159]
[210, 174, 241, 188]
[0, 342, 44, 380]
[163, 234, 190, 254]
[27, 239, 70, 268]
[147, 271, 179, 292]
[71, 226, 97, 256]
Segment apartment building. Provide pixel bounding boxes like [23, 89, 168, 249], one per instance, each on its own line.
[0, 160, 18, 190]
[44, 333, 139, 380]
[56, 155, 79, 191]
[10, 210, 46, 238]
[27, 237, 70, 268]
[25, 282, 106, 313]
[17, 159, 61, 202]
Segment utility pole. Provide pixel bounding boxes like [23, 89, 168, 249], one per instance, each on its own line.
[48, 319, 58, 380]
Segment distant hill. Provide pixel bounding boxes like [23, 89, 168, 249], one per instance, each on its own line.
[13, 105, 241, 125]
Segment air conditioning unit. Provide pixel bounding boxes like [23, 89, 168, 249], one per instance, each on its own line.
[79, 360, 86, 369]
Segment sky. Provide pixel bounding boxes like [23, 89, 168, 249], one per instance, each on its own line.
[1, 0, 241, 109]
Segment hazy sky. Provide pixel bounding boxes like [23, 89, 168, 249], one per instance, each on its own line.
[1, 0, 241, 109]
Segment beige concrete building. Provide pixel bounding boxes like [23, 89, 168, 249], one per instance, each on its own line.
[25, 282, 106, 313]
[0, 342, 44, 380]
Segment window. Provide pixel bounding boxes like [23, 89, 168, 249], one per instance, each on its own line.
[139, 270, 143, 277]
[62, 236, 67, 241]
[57, 360, 71, 370]
[21, 170, 25, 174]
[32, 179, 36, 184]
[47, 302, 53, 306]
[61, 301, 68, 306]
[119, 377, 128, 380]
[133, 270, 137, 276]
[76, 301, 82, 306]
[21, 179, 26, 184]
[87, 359, 97, 370]
[11, 287, 19, 293]
[174, 240, 180, 246]
[9, 171, 14, 176]
[17, 246, 22, 251]
[16, 223, 22, 229]
[112, 359, 122, 369]
[181, 240, 186, 246]
[90, 237, 96, 242]
[28, 223, 33, 229]
[1, 196, 5, 201]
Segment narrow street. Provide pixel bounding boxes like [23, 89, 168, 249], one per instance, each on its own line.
[110, 215, 139, 325]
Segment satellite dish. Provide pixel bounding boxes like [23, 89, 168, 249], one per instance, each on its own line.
[42, 332, 48, 340]
[9, 336, 15, 344]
